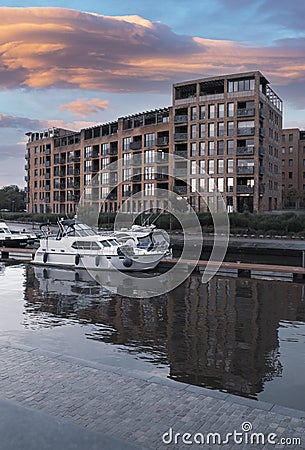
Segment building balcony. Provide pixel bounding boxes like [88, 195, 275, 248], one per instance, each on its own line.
[236, 146, 254, 156]
[72, 156, 81, 162]
[173, 185, 187, 195]
[130, 141, 142, 150]
[109, 148, 118, 155]
[131, 174, 142, 182]
[122, 190, 132, 198]
[236, 166, 254, 175]
[237, 127, 255, 136]
[131, 157, 142, 166]
[155, 173, 169, 181]
[236, 185, 254, 194]
[156, 154, 169, 164]
[174, 150, 187, 159]
[174, 115, 188, 123]
[237, 108, 255, 117]
[156, 137, 169, 146]
[107, 193, 117, 200]
[174, 168, 187, 177]
[174, 133, 188, 141]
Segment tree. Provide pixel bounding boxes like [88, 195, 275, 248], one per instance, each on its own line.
[0, 185, 25, 211]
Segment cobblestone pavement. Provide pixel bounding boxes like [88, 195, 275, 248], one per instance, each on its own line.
[0, 341, 304, 449]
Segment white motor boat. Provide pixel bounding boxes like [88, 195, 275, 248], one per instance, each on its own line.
[33, 219, 170, 271]
[0, 222, 36, 248]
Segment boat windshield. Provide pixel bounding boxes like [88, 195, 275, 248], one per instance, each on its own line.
[100, 239, 118, 247]
[0, 225, 11, 234]
[74, 223, 97, 237]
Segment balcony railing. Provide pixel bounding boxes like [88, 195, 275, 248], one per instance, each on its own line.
[237, 108, 255, 117]
[236, 185, 254, 194]
[237, 127, 255, 136]
[236, 166, 254, 175]
[174, 168, 187, 177]
[173, 186, 187, 195]
[131, 157, 142, 166]
[174, 150, 187, 159]
[130, 141, 142, 150]
[156, 154, 169, 164]
[174, 133, 188, 141]
[156, 137, 169, 146]
[72, 156, 81, 162]
[236, 146, 254, 156]
[109, 148, 118, 155]
[155, 173, 169, 181]
[174, 115, 188, 123]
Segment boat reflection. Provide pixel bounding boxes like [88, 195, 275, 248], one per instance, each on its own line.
[24, 265, 305, 400]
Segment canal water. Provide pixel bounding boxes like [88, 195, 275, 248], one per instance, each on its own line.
[0, 262, 305, 411]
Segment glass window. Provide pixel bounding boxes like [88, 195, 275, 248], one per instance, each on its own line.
[144, 166, 155, 180]
[144, 183, 154, 196]
[145, 133, 155, 147]
[84, 146, 92, 158]
[190, 178, 196, 192]
[227, 140, 234, 155]
[208, 104, 215, 119]
[191, 160, 197, 175]
[227, 177, 234, 192]
[123, 137, 131, 151]
[191, 107, 197, 121]
[208, 123, 215, 138]
[227, 159, 233, 173]
[217, 122, 224, 137]
[289, 146, 293, 153]
[217, 160, 224, 174]
[217, 141, 224, 155]
[208, 178, 215, 192]
[144, 150, 155, 163]
[199, 105, 206, 119]
[227, 103, 234, 117]
[199, 142, 205, 156]
[191, 124, 196, 139]
[191, 142, 197, 157]
[217, 178, 224, 192]
[208, 159, 214, 174]
[199, 160, 205, 174]
[199, 123, 206, 139]
[208, 141, 215, 156]
[218, 104, 224, 118]
[227, 121, 234, 137]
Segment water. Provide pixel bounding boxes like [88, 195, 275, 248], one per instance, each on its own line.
[0, 263, 305, 410]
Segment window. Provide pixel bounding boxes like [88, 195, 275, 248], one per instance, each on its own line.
[227, 159, 233, 173]
[199, 160, 205, 174]
[191, 124, 197, 139]
[84, 146, 92, 158]
[281, 147, 285, 154]
[145, 133, 155, 147]
[282, 134, 285, 142]
[208, 104, 215, 119]
[217, 141, 224, 155]
[84, 160, 91, 172]
[191, 161, 197, 175]
[144, 166, 154, 180]
[288, 159, 293, 167]
[289, 133, 293, 142]
[289, 172, 293, 179]
[228, 78, 255, 92]
[217, 160, 224, 174]
[199, 123, 206, 139]
[217, 178, 224, 192]
[208, 178, 215, 192]
[144, 150, 155, 163]
[123, 168, 132, 181]
[144, 183, 154, 196]
[217, 122, 224, 137]
[227, 103, 234, 117]
[123, 153, 131, 166]
[218, 104, 224, 118]
[191, 142, 197, 157]
[123, 137, 131, 151]
[190, 178, 196, 192]
[227, 121, 234, 137]
[208, 123, 215, 138]
[191, 107, 197, 121]
[289, 146, 293, 154]
[199, 142, 205, 156]
[282, 172, 285, 180]
[101, 172, 109, 184]
[101, 143, 109, 155]
[199, 105, 206, 119]
[208, 160, 214, 174]
[208, 141, 214, 156]
[281, 159, 285, 166]
[227, 177, 234, 192]
[227, 140, 234, 155]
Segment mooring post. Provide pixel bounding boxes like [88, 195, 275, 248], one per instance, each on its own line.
[302, 251, 305, 268]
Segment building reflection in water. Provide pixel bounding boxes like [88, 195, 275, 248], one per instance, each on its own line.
[24, 265, 305, 399]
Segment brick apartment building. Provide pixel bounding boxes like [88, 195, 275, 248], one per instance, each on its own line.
[281, 129, 305, 193]
[25, 71, 283, 215]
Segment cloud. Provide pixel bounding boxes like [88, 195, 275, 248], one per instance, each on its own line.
[59, 98, 109, 118]
[0, 114, 46, 130]
[0, 7, 304, 109]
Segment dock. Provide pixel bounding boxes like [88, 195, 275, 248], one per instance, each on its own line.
[160, 258, 305, 282]
[0, 247, 36, 262]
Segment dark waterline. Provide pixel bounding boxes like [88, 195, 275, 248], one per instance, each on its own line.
[0, 263, 305, 410]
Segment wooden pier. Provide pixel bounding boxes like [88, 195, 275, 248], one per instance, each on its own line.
[0, 247, 36, 262]
[160, 258, 305, 282]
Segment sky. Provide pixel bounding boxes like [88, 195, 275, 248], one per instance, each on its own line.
[1, 0, 305, 187]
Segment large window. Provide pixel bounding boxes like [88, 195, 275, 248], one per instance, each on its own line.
[228, 78, 255, 92]
[144, 150, 155, 163]
[123, 137, 131, 151]
[145, 133, 155, 147]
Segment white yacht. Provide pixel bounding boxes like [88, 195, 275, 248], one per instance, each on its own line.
[0, 222, 36, 248]
[33, 219, 170, 271]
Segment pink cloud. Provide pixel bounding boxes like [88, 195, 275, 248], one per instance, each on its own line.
[0, 7, 304, 106]
[59, 98, 110, 118]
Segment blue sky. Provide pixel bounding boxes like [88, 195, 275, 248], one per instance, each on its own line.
[0, 0, 305, 187]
